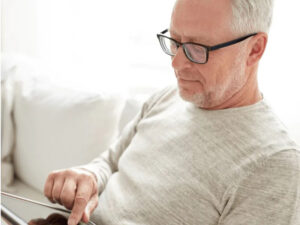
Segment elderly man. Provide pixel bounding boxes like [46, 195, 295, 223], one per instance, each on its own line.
[44, 0, 300, 224]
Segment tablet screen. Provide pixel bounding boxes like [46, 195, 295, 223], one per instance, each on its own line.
[1, 192, 96, 225]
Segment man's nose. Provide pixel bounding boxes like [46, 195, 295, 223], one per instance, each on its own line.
[171, 46, 192, 71]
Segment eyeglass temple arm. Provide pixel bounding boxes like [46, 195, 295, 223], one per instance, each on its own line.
[209, 33, 257, 51]
[161, 29, 169, 34]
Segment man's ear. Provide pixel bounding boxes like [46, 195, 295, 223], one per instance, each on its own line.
[247, 33, 268, 67]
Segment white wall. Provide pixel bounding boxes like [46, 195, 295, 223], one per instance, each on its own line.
[1, 0, 38, 57]
[258, 2, 300, 141]
[1, 0, 175, 94]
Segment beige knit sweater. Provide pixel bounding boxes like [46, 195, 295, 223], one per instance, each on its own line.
[83, 86, 300, 225]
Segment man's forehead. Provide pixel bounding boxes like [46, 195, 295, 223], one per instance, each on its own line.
[171, 0, 233, 43]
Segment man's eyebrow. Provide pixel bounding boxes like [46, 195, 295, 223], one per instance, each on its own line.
[169, 29, 179, 37]
[169, 29, 212, 45]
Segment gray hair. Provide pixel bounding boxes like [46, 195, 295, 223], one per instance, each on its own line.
[231, 0, 274, 35]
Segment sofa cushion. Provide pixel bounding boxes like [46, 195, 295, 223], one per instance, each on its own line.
[1, 74, 15, 188]
[12, 78, 125, 193]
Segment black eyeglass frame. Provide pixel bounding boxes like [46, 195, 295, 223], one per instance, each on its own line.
[157, 29, 257, 64]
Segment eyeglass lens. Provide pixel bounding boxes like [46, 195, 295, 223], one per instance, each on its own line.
[159, 37, 176, 56]
[184, 44, 207, 63]
[159, 36, 207, 63]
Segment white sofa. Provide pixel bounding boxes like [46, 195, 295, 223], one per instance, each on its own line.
[2, 55, 300, 220]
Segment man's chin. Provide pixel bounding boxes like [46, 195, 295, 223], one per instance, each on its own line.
[178, 89, 208, 108]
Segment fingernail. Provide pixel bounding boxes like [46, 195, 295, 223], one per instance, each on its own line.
[84, 211, 90, 222]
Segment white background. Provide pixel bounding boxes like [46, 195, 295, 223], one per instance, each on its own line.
[1, 0, 300, 123]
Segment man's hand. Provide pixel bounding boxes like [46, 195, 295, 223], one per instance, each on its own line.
[44, 168, 99, 225]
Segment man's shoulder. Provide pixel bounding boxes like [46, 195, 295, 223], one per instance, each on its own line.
[257, 149, 300, 175]
[229, 148, 300, 189]
[264, 149, 300, 171]
[144, 85, 178, 111]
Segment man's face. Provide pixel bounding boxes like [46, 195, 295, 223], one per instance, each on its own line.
[170, 0, 249, 109]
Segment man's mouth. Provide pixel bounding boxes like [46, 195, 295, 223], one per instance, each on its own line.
[177, 77, 200, 84]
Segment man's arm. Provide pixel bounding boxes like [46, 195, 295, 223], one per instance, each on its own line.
[79, 103, 147, 194]
[79, 86, 174, 194]
[44, 86, 174, 225]
[219, 149, 300, 225]
[44, 105, 146, 225]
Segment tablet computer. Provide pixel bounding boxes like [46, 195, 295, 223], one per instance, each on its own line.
[1, 192, 96, 225]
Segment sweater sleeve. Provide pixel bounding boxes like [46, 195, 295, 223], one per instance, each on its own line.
[218, 149, 300, 225]
[78, 101, 146, 194]
[79, 86, 175, 194]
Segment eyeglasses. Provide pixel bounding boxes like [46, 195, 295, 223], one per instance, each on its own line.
[157, 29, 257, 64]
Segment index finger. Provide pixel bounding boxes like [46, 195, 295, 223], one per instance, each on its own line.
[67, 182, 93, 225]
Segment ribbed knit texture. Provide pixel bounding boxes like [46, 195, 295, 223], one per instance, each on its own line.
[83, 86, 300, 225]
